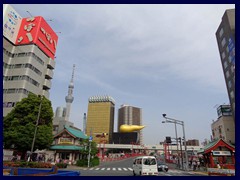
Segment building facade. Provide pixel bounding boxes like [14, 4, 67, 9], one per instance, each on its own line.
[3, 4, 58, 117]
[50, 125, 88, 164]
[118, 104, 143, 145]
[186, 139, 200, 146]
[86, 96, 115, 144]
[215, 9, 235, 120]
[211, 105, 235, 145]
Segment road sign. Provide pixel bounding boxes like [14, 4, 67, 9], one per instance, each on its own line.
[89, 136, 93, 142]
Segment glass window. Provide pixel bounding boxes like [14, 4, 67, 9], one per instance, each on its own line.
[221, 51, 226, 59]
[226, 71, 230, 78]
[228, 80, 232, 89]
[219, 28, 224, 38]
[223, 61, 228, 69]
[221, 38, 226, 47]
[230, 91, 234, 99]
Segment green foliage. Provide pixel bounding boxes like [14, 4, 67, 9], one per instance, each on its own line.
[79, 139, 98, 157]
[3, 93, 54, 156]
[76, 159, 88, 167]
[76, 157, 99, 167]
[91, 157, 100, 166]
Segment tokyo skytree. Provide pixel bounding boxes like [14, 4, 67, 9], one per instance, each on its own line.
[65, 64, 75, 121]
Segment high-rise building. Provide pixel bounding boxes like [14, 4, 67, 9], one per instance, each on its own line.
[3, 4, 58, 117]
[118, 104, 143, 145]
[215, 9, 235, 120]
[86, 95, 115, 144]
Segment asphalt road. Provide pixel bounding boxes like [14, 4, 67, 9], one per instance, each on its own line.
[67, 157, 208, 176]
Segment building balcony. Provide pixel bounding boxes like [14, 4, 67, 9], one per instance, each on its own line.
[43, 79, 51, 89]
[46, 58, 55, 70]
[45, 69, 54, 79]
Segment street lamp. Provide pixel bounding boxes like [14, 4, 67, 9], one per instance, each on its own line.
[162, 119, 180, 169]
[162, 114, 189, 171]
[29, 95, 43, 162]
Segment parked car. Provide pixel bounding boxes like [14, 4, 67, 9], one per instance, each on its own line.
[157, 162, 169, 172]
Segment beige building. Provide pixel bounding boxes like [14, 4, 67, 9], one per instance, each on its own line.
[211, 105, 235, 145]
[3, 5, 58, 117]
[86, 96, 115, 144]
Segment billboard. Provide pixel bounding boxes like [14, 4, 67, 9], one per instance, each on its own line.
[16, 16, 58, 60]
[3, 4, 22, 44]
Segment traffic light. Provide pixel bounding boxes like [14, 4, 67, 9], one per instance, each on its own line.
[166, 136, 172, 143]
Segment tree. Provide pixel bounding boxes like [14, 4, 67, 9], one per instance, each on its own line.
[3, 93, 54, 159]
[79, 139, 98, 159]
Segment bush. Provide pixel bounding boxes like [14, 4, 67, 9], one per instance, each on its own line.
[3, 161, 53, 168]
[56, 163, 68, 168]
[91, 157, 100, 166]
[76, 157, 99, 167]
[76, 159, 88, 167]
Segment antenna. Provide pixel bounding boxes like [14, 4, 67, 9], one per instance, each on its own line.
[26, 11, 33, 17]
[71, 64, 76, 83]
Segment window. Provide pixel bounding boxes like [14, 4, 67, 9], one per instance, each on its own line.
[228, 80, 232, 89]
[221, 51, 226, 59]
[221, 37, 226, 47]
[230, 91, 234, 99]
[224, 61, 228, 69]
[226, 71, 230, 78]
[219, 28, 224, 38]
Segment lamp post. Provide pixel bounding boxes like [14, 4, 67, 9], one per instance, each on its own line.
[162, 120, 180, 168]
[162, 114, 189, 171]
[29, 95, 43, 162]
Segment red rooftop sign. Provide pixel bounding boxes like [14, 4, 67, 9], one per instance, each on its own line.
[16, 16, 58, 60]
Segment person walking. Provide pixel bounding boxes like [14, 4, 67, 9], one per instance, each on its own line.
[197, 161, 200, 170]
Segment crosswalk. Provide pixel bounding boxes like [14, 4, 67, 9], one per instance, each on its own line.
[83, 167, 133, 171]
[81, 167, 200, 176]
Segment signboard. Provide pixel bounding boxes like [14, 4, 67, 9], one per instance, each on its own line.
[16, 16, 58, 60]
[3, 4, 22, 44]
[217, 105, 232, 117]
[212, 151, 231, 156]
[59, 137, 73, 144]
[89, 136, 93, 142]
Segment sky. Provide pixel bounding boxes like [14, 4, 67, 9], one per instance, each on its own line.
[12, 4, 235, 145]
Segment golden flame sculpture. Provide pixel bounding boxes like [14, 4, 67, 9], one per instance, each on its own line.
[120, 124, 145, 133]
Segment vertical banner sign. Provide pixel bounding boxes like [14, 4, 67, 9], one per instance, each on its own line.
[3, 4, 22, 44]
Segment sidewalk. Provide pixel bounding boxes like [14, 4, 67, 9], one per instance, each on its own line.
[167, 163, 208, 176]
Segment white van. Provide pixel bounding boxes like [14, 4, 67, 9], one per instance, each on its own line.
[132, 156, 158, 176]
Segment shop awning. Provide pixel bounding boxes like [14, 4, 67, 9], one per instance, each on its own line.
[49, 145, 84, 151]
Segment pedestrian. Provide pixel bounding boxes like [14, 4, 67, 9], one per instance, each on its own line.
[217, 162, 221, 169]
[193, 161, 197, 171]
[197, 161, 200, 170]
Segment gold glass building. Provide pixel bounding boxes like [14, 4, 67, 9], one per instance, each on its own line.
[86, 95, 115, 144]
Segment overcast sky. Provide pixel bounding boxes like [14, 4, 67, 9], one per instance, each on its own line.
[12, 4, 234, 145]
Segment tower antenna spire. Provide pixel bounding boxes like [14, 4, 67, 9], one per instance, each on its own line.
[65, 64, 75, 121]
